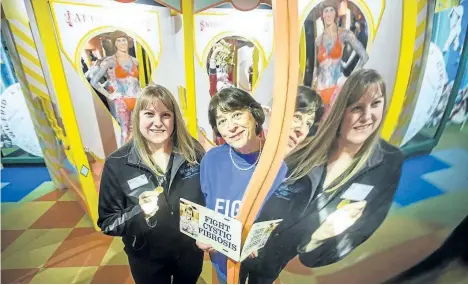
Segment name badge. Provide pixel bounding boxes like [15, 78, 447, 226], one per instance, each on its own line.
[340, 183, 374, 201]
[127, 174, 149, 190]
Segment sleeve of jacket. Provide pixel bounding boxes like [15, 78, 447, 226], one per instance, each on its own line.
[199, 154, 210, 203]
[97, 161, 152, 236]
[299, 153, 404, 267]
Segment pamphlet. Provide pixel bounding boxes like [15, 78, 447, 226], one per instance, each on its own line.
[180, 198, 282, 262]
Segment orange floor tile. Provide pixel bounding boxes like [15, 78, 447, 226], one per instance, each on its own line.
[30, 201, 85, 229]
[44, 228, 113, 268]
[0, 185, 215, 284]
[1, 269, 41, 284]
[33, 189, 66, 202]
[1, 230, 25, 253]
[91, 265, 134, 284]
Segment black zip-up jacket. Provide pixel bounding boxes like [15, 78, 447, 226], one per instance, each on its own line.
[241, 140, 404, 282]
[97, 141, 205, 258]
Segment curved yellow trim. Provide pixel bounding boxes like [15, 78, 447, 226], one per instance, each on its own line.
[51, 0, 102, 8]
[298, 0, 321, 32]
[195, 30, 270, 94]
[352, 0, 375, 44]
[72, 26, 159, 74]
[198, 31, 268, 69]
[49, 1, 161, 74]
[299, 27, 306, 84]
[298, 0, 385, 47]
[198, 11, 229, 16]
[381, 0, 417, 140]
[32, 0, 99, 231]
[135, 42, 146, 87]
[198, 127, 216, 147]
[252, 46, 259, 86]
[182, 0, 198, 137]
[377, 0, 386, 35]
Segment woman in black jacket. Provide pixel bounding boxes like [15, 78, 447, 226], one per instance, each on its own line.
[241, 69, 404, 283]
[97, 85, 205, 284]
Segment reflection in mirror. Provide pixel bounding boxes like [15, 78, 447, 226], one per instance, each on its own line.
[80, 30, 151, 145]
[301, 0, 369, 112]
[202, 36, 264, 147]
[207, 36, 257, 95]
[240, 69, 404, 284]
[285, 86, 324, 155]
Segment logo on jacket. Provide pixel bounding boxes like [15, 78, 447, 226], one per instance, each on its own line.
[274, 183, 305, 200]
[180, 165, 200, 180]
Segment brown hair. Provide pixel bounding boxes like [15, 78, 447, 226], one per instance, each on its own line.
[208, 87, 265, 137]
[296, 86, 324, 136]
[320, 0, 339, 22]
[110, 30, 134, 49]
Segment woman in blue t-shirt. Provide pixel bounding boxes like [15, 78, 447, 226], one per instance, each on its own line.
[197, 87, 288, 283]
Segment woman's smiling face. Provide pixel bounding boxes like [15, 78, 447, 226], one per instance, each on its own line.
[339, 85, 385, 147]
[216, 108, 257, 153]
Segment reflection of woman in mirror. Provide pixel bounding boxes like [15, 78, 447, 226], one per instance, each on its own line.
[313, 0, 368, 107]
[241, 70, 403, 284]
[196, 88, 288, 284]
[261, 86, 324, 144]
[90, 30, 141, 144]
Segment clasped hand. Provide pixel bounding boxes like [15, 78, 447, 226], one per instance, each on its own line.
[302, 201, 367, 252]
[138, 191, 160, 218]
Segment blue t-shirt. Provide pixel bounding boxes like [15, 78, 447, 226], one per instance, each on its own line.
[200, 144, 288, 281]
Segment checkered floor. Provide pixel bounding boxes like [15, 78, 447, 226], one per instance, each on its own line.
[1, 184, 216, 284]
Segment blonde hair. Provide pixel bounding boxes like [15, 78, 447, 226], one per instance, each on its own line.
[285, 69, 388, 193]
[131, 85, 204, 176]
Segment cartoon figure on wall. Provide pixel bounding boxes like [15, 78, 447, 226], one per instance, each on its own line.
[303, 0, 369, 110]
[88, 30, 141, 144]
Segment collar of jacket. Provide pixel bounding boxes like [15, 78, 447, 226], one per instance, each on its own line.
[306, 140, 386, 189]
[126, 142, 186, 190]
[302, 139, 386, 215]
